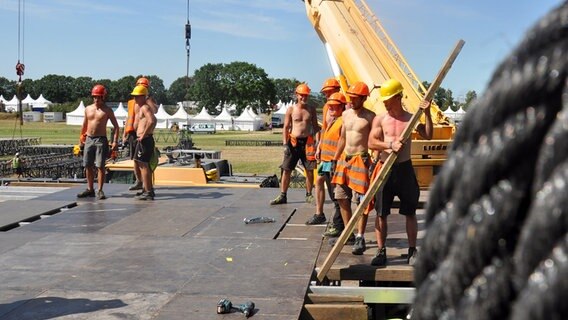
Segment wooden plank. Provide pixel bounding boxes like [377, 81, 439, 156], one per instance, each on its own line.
[306, 293, 364, 304]
[302, 304, 368, 320]
[317, 40, 465, 282]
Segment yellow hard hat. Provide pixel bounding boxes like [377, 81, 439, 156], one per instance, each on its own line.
[131, 85, 148, 96]
[379, 79, 403, 101]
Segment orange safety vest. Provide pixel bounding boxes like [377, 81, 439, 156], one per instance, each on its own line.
[331, 153, 370, 195]
[305, 135, 316, 161]
[319, 117, 342, 162]
[124, 99, 136, 134]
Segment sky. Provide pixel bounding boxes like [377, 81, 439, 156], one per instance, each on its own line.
[0, 0, 562, 101]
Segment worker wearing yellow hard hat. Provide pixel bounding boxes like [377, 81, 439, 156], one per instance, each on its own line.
[367, 78, 432, 267]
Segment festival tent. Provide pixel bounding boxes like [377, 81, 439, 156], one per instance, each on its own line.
[234, 107, 261, 131]
[155, 104, 173, 129]
[112, 102, 128, 127]
[21, 94, 35, 110]
[214, 106, 234, 131]
[170, 105, 192, 127]
[4, 95, 20, 112]
[66, 101, 86, 126]
[271, 103, 289, 125]
[190, 107, 215, 126]
[32, 94, 53, 111]
[444, 107, 466, 123]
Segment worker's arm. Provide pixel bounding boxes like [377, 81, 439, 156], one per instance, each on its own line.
[282, 107, 293, 145]
[108, 111, 120, 149]
[416, 100, 433, 140]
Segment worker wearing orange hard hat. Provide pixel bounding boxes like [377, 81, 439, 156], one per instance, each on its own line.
[367, 78, 432, 267]
[77, 84, 120, 201]
[331, 81, 376, 252]
[307, 92, 347, 232]
[270, 83, 320, 206]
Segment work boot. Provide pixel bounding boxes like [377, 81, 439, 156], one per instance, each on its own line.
[305, 214, 326, 225]
[137, 190, 155, 201]
[371, 247, 387, 267]
[328, 233, 355, 246]
[352, 236, 366, 255]
[305, 193, 314, 204]
[77, 189, 95, 198]
[128, 181, 143, 191]
[270, 194, 287, 205]
[97, 190, 106, 200]
[136, 188, 154, 196]
[323, 225, 343, 237]
[407, 247, 418, 265]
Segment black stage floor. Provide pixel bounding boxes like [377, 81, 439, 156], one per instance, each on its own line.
[0, 184, 322, 319]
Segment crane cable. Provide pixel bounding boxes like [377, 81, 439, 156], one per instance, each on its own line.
[185, 0, 192, 90]
[13, 0, 26, 136]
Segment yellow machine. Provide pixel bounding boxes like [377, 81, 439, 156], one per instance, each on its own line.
[303, 0, 456, 186]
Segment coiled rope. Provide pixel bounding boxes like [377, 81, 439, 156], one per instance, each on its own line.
[413, 2, 568, 319]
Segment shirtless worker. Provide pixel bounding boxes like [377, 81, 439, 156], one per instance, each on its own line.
[307, 91, 346, 227]
[131, 85, 157, 201]
[77, 84, 119, 200]
[368, 78, 432, 266]
[331, 82, 375, 253]
[270, 83, 320, 205]
[123, 77, 158, 191]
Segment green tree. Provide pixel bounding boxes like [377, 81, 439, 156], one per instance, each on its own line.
[221, 61, 275, 114]
[168, 76, 193, 103]
[189, 63, 225, 113]
[144, 75, 167, 104]
[111, 76, 136, 102]
[272, 78, 300, 104]
[0, 77, 16, 99]
[71, 77, 94, 102]
[34, 75, 74, 103]
[463, 90, 477, 111]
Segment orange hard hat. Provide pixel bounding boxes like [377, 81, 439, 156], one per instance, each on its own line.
[91, 84, 107, 97]
[295, 83, 311, 95]
[346, 82, 369, 97]
[136, 77, 150, 88]
[321, 78, 340, 92]
[327, 92, 347, 105]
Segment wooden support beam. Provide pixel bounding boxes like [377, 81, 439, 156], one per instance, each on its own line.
[316, 40, 465, 282]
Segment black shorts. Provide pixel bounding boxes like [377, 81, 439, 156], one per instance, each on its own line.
[126, 131, 138, 160]
[134, 135, 155, 164]
[380, 160, 419, 216]
[280, 137, 316, 171]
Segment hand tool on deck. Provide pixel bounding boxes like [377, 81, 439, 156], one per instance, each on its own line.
[216, 299, 255, 317]
[244, 216, 275, 224]
[316, 39, 466, 282]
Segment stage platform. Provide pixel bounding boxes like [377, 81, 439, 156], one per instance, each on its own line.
[0, 184, 426, 319]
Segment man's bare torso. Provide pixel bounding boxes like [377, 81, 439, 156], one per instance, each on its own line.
[290, 104, 313, 138]
[380, 111, 413, 162]
[136, 104, 157, 137]
[85, 104, 112, 137]
[342, 108, 375, 155]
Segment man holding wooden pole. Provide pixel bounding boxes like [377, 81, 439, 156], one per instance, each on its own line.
[368, 79, 433, 266]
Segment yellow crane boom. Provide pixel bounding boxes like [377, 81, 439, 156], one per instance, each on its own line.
[303, 0, 453, 133]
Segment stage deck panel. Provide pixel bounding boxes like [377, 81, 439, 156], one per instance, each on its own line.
[0, 185, 319, 319]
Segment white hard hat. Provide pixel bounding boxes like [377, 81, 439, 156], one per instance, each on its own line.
[15, 152, 20, 156]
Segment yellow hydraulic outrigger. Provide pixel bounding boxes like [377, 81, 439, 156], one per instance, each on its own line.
[303, 0, 457, 186]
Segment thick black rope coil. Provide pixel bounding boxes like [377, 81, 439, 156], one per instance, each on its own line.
[413, 2, 568, 319]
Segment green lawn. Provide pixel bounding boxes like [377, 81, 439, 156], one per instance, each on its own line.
[0, 119, 284, 175]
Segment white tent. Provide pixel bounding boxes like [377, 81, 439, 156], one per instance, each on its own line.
[112, 102, 128, 127]
[32, 94, 53, 111]
[191, 107, 215, 126]
[66, 101, 86, 126]
[4, 95, 20, 112]
[214, 107, 234, 131]
[444, 107, 466, 123]
[155, 104, 172, 129]
[234, 107, 261, 131]
[170, 105, 192, 127]
[0, 95, 6, 104]
[21, 94, 35, 110]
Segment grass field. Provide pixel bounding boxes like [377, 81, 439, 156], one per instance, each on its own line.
[0, 118, 284, 175]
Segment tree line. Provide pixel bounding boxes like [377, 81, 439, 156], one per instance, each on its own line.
[0, 61, 476, 115]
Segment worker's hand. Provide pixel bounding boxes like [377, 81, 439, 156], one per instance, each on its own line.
[389, 140, 403, 153]
[111, 142, 118, 151]
[315, 148, 321, 162]
[419, 100, 432, 110]
[331, 159, 337, 173]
